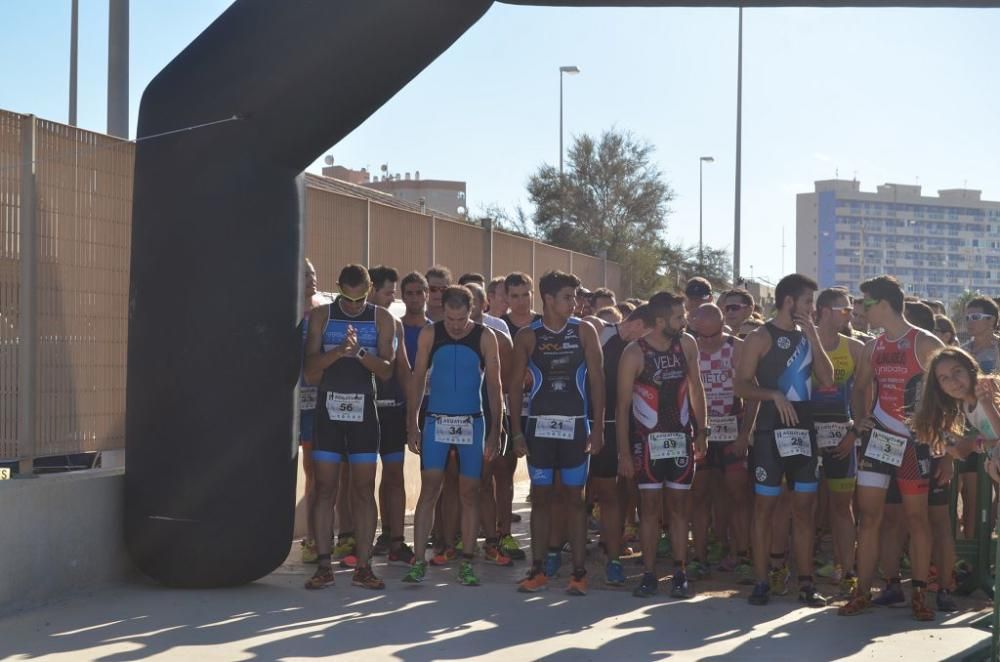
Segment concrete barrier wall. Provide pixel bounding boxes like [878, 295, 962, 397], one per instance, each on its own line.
[0, 469, 133, 615]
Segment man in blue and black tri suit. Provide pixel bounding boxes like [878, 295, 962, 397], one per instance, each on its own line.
[303, 264, 396, 591]
[510, 270, 605, 596]
[735, 273, 834, 608]
[404, 286, 503, 586]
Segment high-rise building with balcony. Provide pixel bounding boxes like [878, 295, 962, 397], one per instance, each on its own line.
[796, 179, 1000, 302]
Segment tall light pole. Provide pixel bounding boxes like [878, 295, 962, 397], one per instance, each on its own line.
[69, 0, 79, 126]
[733, 5, 743, 284]
[699, 156, 714, 271]
[108, 0, 129, 138]
[559, 65, 580, 175]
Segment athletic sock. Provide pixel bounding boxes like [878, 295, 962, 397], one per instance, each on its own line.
[912, 580, 927, 590]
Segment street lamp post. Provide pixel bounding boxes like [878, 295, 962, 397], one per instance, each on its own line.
[559, 65, 580, 175]
[699, 156, 715, 271]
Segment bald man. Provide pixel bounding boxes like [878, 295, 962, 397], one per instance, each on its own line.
[691, 303, 758, 583]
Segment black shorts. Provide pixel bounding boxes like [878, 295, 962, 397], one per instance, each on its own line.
[590, 421, 619, 479]
[526, 416, 589, 487]
[958, 452, 981, 474]
[752, 428, 819, 496]
[886, 457, 950, 507]
[632, 427, 695, 490]
[703, 441, 749, 473]
[857, 425, 930, 496]
[377, 403, 406, 462]
[819, 449, 857, 492]
[314, 390, 380, 464]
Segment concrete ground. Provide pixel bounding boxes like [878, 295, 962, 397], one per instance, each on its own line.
[1, 483, 994, 661]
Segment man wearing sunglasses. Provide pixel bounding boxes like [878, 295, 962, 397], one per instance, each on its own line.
[717, 289, 755, 337]
[735, 273, 834, 608]
[963, 297, 1000, 374]
[303, 264, 396, 591]
[810, 287, 865, 598]
[425, 265, 452, 323]
[835, 276, 943, 621]
[684, 277, 714, 318]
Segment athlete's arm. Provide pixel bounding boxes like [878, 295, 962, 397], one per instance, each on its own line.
[360, 307, 395, 381]
[615, 342, 642, 479]
[734, 327, 799, 427]
[495, 330, 513, 406]
[508, 328, 533, 456]
[481, 328, 503, 461]
[580, 318, 605, 455]
[730, 337, 759, 453]
[406, 325, 434, 453]
[391, 319, 411, 394]
[682, 334, 709, 456]
[800, 316, 835, 389]
[915, 330, 945, 370]
[834, 339, 875, 459]
[304, 303, 354, 385]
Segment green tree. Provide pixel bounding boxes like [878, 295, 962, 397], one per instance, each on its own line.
[527, 129, 675, 291]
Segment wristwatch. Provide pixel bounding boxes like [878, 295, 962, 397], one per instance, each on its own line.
[700, 426, 712, 437]
[356, 348, 368, 359]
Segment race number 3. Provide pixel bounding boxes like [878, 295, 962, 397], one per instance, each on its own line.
[865, 429, 907, 467]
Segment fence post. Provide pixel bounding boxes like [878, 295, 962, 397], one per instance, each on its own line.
[430, 215, 437, 266]
[364, 199, 371, 265]
[600, 249, 608, 288]
[17, 115, 38, 477]
[568, 250, 574, 276]
[482, 217, 493, 277]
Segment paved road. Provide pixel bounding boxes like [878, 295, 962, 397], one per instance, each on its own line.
[1, 485, 993, 661]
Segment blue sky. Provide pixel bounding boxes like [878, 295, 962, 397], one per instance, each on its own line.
[3, 2, 998, 284]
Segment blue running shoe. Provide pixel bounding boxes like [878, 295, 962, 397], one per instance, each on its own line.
[543, 552, 561, 578]
[606, 559, 625, 587]
[873, 582, 906, 607]
[633, 572, 658, 598]
[748, 581, 771, 606]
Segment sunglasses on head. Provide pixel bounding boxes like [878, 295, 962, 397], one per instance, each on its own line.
[966, 312, 995, 322]
[724, 303, 749, 313]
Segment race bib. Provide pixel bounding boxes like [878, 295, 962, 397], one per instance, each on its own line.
[775, 428, 811, 458]
[535, 415, 576, 440]
[326, 392, 364, 422]
[299, 386, 318, 412]
[865, 428, 907, 467]
[503, 393, 532, 417]
[649, 432, 688, 460]
[375, 399, 398, 408]
[815, 421, 848, 450]
[434, 416, 474, 445]
[708, 415, 738, 443]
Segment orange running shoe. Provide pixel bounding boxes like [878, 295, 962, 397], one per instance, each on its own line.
[518, 567, 549, 593]
[838, 590, 872, 616]
[430, 547, 457, 566]
[911, 587, 935, 622]
[566, 570, 588, 596]
[484, 543, 513, 566]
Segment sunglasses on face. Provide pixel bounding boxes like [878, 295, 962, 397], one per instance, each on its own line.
[428, 285, 447, 293]
[724, 303, 749, 313]
[828, 305, 852, 314]
[337, 289, 368, 303]
[966, 312, 995, 322]
[863, 298, 880, 311]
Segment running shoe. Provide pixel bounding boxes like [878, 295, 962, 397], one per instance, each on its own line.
[304, 565, 336, 590]
[735, 561, 756, 586]
[511, 513, 522, 523]
[838, 590, 872, 616]
[333, 536, 356, 559]
[656, 534, 672, 559]
[483, 543, 513, 566]
[430, 547, 457, 566]
[633, 572, 658, 598]
[936, 589, 958, 612]
[815, 562, 840, 581]
[518, 567, 548, 593]
[706, 542, 725, 566]
[373, 532, 391, 557]
[458, 561, 480, 587]
[769, 565, 790, 596]
[301, 539, 318, 564]
[798, 584, 829, 607]
[499, 534, 526, 561]
[911, 587, 935, 621]
[388, 543, 416, 567]
[838, 575, 858, 598]
[872, 582, 906, 607]
[567, 569, 588, 596]
[338, 554, 358, 569]
[716, 555, 738, 573]
[748, 581, 770, 606]
[402, 560, 428, 583]
[687, 560, 710, 581]
[352, 566, 385, 590]
[543, 552, 561, 578]
[605, 559, 626, 587]
[671, 571, 691, 599]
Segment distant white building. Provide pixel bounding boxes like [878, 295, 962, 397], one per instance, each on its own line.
[797, 179, 1000, 302]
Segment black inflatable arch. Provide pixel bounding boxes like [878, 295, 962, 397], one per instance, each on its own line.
[126, 0, 996, 587]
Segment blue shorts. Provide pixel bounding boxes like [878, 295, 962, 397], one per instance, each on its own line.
[421, 414, 485, 480]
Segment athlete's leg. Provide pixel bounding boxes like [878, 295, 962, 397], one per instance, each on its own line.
[480, 458, 499, 539]
[336, 462, 354, 539]
[929, 503, 956, 589]
[791, 488, 818, 587]
[302, 445, 318, 545]
[854, 484, 888, 594]
[441, 452, 461, 548]
[752, 493, 779, 582]
[459, 475, 482, 560]
[771, 489, 792, 563]
[724, 466, 752, 558]
[381, 460, 405, 549]
[497, 451, 517, 534]
[666, 486, 691, 570]
[639, 487, 664, 574]
[828, 487, 856, 574]
[901, 490, 932, 586]
[689, 467, 713, 564]
[548, 473, 567, 552]
[313, 458, 342, 561]
[564, 482, 588, 572]
[530, 483, 554, 563]
[412, 470, 445, 563]
[878, 503, 904, 582]
[591, 477, 622, 559]
[349, 460, 378, 568]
